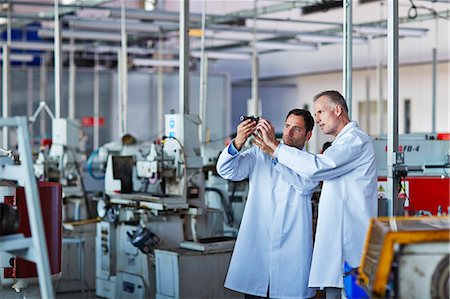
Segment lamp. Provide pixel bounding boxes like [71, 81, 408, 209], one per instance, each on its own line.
[132, 58, 179, 67]
[191, 51, 251, 60]
[297, 34, 367, 45]
[354, 26, 428, 37]
[38, 29, 123, 42]
[255, 41, 317, 51]
[0, 53, 34, 62]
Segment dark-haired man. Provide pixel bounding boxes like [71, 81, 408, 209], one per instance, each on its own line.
[217, 109, 318, 299]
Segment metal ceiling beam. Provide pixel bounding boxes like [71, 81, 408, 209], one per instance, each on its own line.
[205, 0, 316, 26]
[109, 7, 202, 23]
[0, 0, 116, 9]
[199, 8, 447, 53]
[38, 29, 146, 42]
[319, 9, 450, 36]
[0, 0, 113, 30]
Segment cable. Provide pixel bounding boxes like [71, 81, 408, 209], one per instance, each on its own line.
[86, 149, 105, 180]
[205, 187, 234, 226]
[408, 0, 418, 19]
[408, 0, 449, 20]
[67, 146, 93, 219]
[399, 176, 415, 214]
[163, 136, 187, 197]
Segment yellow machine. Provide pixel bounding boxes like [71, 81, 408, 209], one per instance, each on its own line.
[358, 217, 449, 299]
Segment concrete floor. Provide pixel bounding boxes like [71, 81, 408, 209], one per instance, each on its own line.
[56, 290, 96, 299]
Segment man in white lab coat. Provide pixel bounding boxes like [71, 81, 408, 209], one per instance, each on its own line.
[254, 90, 377, 299]
[217, 109, 318, 299]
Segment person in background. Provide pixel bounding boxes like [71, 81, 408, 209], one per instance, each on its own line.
[217, 109, 318, 299]
[254, 90, 377, 299]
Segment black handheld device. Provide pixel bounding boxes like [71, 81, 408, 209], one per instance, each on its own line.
[239, 115, 259, 123]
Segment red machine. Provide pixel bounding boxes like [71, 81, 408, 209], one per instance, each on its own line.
[2, 182, 62, 282]
[374, 134, 450, 216]
[377, 176, 449, 215]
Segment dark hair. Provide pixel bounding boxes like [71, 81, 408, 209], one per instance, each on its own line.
[322, 141, 332, 153]
[122, 133, 137, 145]
[313, 90, 348, 114]
[286, 109, 314, 133]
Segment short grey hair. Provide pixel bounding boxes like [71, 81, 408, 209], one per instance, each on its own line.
[313, 90, 348, 114]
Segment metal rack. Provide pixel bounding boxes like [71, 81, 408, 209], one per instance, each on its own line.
[0, 116, 54, 299]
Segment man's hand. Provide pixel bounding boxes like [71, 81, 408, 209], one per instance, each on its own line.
[255, 119, 279, 152]
[252, 133, 275, 156]
[234, 119, 257, 151]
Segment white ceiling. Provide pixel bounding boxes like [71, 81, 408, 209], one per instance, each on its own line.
[0, 0, 448, 80]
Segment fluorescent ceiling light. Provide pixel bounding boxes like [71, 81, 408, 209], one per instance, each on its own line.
[0, 53, 34, 62]
[209, 30, 276, 41]
[190, 39, 240, 49]
[354, 26, 428, 37]
[297, 34, 367, 45]
[133, 58, 179, 67]
[255, 41, 317, 51]
[68, 19, 161, 34]
[191, 51, 251, 60]
[0, 41, 87, 52]
[38, 29, 123, 42]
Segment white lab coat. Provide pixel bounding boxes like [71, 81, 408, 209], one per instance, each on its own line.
[217, 143, 318, 298]
[274, 121, 377, 288]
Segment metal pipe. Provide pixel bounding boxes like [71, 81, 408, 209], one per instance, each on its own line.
[157, 35, 164, 136]
[68, 37, 76, 119]
[387, 0, 401, 216]
[120, 0, 128, 135]
[94, 53, 100, 150]
[117, 49, 123, 139]
[179, 0, 189, 115]
[376, 2, 384, 137]
[199, 0, 208, 147]
[27, 69, 33, 134]
[366, 75, 370, 134]
[432, 48, 437, 134]
[343, 0, 352, 117]
[54, 0, 62, 119]
[251, 0, 259, 117]
[1, 3, 11, 148]
[40, 54, 47, 138]
[431, 18, 438, 134]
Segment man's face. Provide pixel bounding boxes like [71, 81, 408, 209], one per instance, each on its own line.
[282, 114, 311, 149]
[314, 96, 339, 136]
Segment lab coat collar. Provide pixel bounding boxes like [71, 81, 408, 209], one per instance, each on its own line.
[335, 121, 357, 142]
[280, 141, 306, 151]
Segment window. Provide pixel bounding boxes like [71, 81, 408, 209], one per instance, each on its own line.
[358, 100, 387, 136]
[404, 99, 411, 134]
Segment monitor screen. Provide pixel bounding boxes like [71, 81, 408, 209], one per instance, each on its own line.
[111, 155, 134, 193]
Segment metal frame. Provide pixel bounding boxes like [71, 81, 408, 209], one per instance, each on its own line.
[0, 117, 55, 299]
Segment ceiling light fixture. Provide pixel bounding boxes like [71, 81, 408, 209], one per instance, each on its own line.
[297, 34, 367, 45]
[255, 41, 318, 51]
[354, 26, 428, 37]
[191, 51, 251, 60]
[0, 53, 34, 62]
[132, 58, 179, 67]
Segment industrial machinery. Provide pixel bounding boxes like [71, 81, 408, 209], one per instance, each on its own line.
[341, 134, 450, 299]
[0, 117, 58, 299]
[357, 217, 449, 299]
[96, 114, 235, 299]
[30, 117, 99, 294]
[374, 133, 450, 216]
